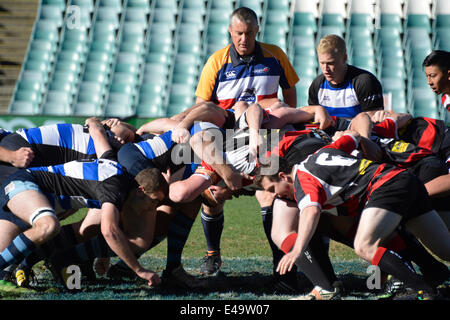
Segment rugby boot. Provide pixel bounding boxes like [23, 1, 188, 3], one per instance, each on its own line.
[200, 251, 222, 276]
[162, 265, 209, 289]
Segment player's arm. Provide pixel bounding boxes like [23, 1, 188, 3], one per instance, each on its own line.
[277, 205, 321, 275]
[85, 117, 113, 158]
[100, 202, 160, 286]
[281, 86, 297, 109]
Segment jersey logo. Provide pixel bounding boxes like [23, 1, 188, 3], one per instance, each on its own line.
[391, 141, 409, 153]
[358, 159, 372, 175]
[225, 70, 236, 79]
[315, 152, 358, 167]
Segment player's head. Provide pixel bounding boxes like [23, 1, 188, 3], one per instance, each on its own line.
[134, 167, 168, 204]
[229, 7, 259, 56]
[254, 156, 295, 200]
[422, 50, 450, 95]
[317, 34, 348, 85]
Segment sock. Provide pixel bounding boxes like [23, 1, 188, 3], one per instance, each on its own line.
[394, 228, 449, 284]
[372, 247, 434, 293]
[201, 209, 223, 253]
[52, 235, 114, 270]
[21, 224, 79, 268]
[0, 234, 36, 276]
[166, 212, 195, 271]
[281, 233, 335, 291]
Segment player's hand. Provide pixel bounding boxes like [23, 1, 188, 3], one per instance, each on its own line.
[94, 257, 110, 276]
[102, 118, 121, 128]
[276, 251, 301, 275]
[209, 185, 233, 203]
[10, 147, 34, 167]
[172, 126, 191, 144]
[370, 110, 389, 124]
[136, 268, 161, 287]
[314, 105, 335, 130]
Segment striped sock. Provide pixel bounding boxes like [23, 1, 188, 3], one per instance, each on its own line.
[0, 234, 36, 271]
[166, 212, 195, 270]
[201, 209, 224, 252]
[21, 224, 79, 268]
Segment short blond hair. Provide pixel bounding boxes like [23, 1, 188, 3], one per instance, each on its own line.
[317, 34, 347, 56]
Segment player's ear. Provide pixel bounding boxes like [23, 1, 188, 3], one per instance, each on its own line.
[136, 185, 146, 196]
[278, 171, 289, 182]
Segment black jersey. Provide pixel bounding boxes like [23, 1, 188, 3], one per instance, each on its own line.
[24, 153, 136, 216]
[293, 134, 404, 215]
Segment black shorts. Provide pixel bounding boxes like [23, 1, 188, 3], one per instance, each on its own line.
[223, 109, 236, 130]
[365, 170, 433, 221]
[407, 155, 448, 184]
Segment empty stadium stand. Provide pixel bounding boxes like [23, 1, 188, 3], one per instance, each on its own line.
[1, 0, 447, 121]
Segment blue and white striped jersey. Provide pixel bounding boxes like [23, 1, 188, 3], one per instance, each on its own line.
[308, 65, 384, 118]
[27, 152, 134, 214]
[134, 122, 222, 173]
[17, 123, 96, 156]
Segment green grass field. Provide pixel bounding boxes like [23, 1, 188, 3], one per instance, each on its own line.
[2, 196, 448, 301]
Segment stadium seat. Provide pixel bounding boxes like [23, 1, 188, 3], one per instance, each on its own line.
[127, 0, 150, 10]
[71, 0, 95, 12]
[17, 80, 41, 93]
[239, 0, 265, 17]
[41, 101, 71, 116]
[39, 5, 64, 27]
[26, 49, 54, 63]
[319, 13, 346, 34]
[210, 0, 234, 10]
[405, 0, 432, 32]
[166, 83, 195, 116]
[99, 0, 123, 12]
[136, 100, 166, 118]
[73, 102, 103, 117]
[48, 80, 74, 95]
[9, 101, 38, 115]
[104, 102, 135, 118]
[14, 90, 41, 106]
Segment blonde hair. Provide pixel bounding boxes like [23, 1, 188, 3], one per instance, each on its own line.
[317, 34, 347, 56]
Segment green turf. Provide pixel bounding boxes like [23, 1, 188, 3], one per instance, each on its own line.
[5, 196, 445, 301]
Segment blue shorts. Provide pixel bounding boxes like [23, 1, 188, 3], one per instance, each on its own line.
[0, 169, 41, 210]
[0, 170, 40, 230]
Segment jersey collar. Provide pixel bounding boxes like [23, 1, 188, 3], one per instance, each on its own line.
[230, 42, 265, 67]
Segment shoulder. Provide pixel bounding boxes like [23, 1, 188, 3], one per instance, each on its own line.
[259, 42, 289, 59]
[348, 65, 381, 85]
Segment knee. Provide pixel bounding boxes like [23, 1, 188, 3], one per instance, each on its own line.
[33, 216, 61, 243]
[353, 238, 378, 262]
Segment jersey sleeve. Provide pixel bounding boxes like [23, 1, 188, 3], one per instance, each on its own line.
[275, 47, 299, 89]
[308, 77, 321, 105]
[96, 175, 129, 211]
[294, 168, 327, 213]
[353, 72, 384, 112]
[322, 134, 359, 155]
[372, 118, 398, 139]
[195, 47, 229, 102]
